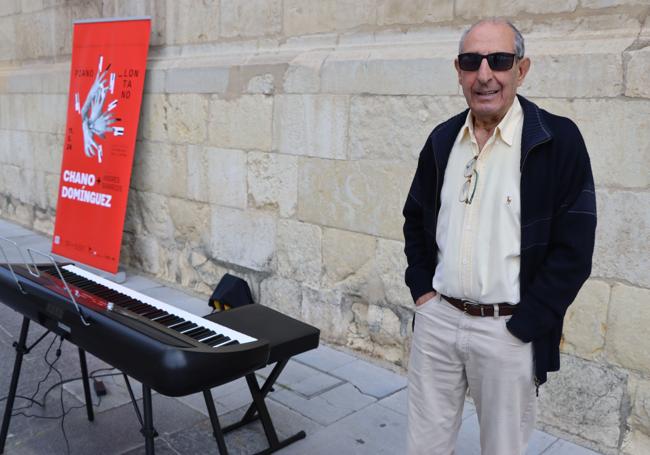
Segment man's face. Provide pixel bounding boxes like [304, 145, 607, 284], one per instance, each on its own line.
[455, 22, 530, 125]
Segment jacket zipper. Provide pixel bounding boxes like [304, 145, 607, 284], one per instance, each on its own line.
[522, 136, 550, 399]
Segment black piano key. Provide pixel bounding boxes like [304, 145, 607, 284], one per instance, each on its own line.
[144, 309, 166, 319]
[150, 312, 171, 321]
[201, 334, 226, 345]
[222, 339, 239, 346]
[188, 330, 212, 340]
[170, 322, 196, 332]
[129, 304, 152, 313]
[211, 337, 232, 347]
[157, 316, 183, 326]
[184, 327, 208, 338]
[197, 329, 216, 338]
[152, 314, 174, 323]
[139, 307, 161, 316]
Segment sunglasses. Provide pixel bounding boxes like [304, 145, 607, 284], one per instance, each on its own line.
[457, 52, 517, 71]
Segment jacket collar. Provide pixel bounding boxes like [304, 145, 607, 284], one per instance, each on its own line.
[431, 95, 553, 173]
[518, 95, 552, 169]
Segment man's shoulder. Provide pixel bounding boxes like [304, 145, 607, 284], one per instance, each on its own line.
[519, 96, 582, 138]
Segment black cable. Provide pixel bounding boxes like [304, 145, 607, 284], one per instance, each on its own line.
[11, 333, 58, 413]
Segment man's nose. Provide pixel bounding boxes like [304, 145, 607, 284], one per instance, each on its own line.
[476, 58, 493, 83]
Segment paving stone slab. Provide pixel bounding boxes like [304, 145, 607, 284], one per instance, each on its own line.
[278, 401, 407, 455]
[330, 359, 407, 399]
[294, 343, 358, 371]
[269, 387, 357, 426]
[378, 388, 407, 416]
[286, 370, 344, 397]
[258, 358, 324, 388]
[541, 439, 603, 454]
[4, 394, 205, 455]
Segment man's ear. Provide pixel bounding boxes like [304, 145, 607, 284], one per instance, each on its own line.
[517, 57, 531, 87]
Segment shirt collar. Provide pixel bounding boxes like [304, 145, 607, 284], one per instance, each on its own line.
[460, 97, 523, 147]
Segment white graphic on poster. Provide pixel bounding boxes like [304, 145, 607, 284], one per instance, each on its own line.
[75, 56, 124, 164]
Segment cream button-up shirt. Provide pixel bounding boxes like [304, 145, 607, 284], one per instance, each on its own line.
[431, 98, 523, 305]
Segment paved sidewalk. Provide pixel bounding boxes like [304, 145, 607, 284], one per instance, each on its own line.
[0, 218, 602, 454]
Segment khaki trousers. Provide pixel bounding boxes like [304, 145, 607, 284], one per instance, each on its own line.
[406, 294, 536, 455]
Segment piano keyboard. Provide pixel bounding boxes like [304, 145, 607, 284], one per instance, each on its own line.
[54, 264, 257, 347]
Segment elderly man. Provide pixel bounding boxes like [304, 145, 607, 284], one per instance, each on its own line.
[402, 19, 596, 455]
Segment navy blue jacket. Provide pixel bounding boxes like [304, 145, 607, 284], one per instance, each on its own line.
[403, 95, 597, 385]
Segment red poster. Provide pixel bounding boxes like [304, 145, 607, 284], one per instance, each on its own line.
[52, 18, 150, 273]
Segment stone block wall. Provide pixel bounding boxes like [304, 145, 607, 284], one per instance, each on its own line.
[0, 1, 649, 453]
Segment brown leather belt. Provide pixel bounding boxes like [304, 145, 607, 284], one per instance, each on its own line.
[440, 294, 517, 317]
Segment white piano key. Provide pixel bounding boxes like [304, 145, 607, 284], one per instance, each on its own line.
[63, 264, 256, 345]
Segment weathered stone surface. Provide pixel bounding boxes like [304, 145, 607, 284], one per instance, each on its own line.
[122, 233, 161, 275]
[246, 74, 274, 95]
[348, 301, 406, 365]
[349, 95, 468, 160]
[166, 66, 229, 94]
[456, 0, 578, 18]
[0, 16, 15, 61]
[522, 38, 629, 98]
[5, 65, 69, 94]
[298, 158, 415, 239]
[273, 95, 348, 159]
[276, 219, 322, 286]
[376, 0, 453, 25]
[131, 141, 187, 198]
[210, 207, 276, 271]
[321, 48, 458, 96]
[102, 0, 166, 46]
[165, 0, 219, 45]
[593, 191, 650, 288]
[138, 94, 168, 142]
[625, 46, 650, 99]
[561, 280, 610, 360]
[532, 97, 650, 189]
[0, 0, 19, 16]
[166, 94, 208, 144]
[55, 2, 103, 56]
[260, 275, 302, 319]
[605, 284, 650, 372]
[283, 0, 375, 36]
[283, 51, 327, 93]
[322, 228, 375, 285]
[375, 238, 412, 310]
[205, 146, 247, 209]
[301, 286, 352, 344]
[538, 355, 627, 451]
[582, 0, 649, 7]
[220, 0, 282, 38]
[625, 375, 650, 453]
[208, 95, 273, 151]
[127, 191, 174, 241]
[247, 151, 298, 217]
[167, 197, 210, 246]
[622, 431, 650, 455]
[15, 10, 53, 59]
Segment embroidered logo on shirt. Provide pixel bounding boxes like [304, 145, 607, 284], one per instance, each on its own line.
[506, 196, 512, 205]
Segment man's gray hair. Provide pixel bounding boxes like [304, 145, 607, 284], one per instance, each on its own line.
[458, 19, 525, 58]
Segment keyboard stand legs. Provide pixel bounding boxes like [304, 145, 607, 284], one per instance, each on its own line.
[0, 317, 30, 454]
[203, 389, 229, 455]
[78, 348, 94, 422]
[142, 385, 156, 455]
[217, 359, 306, 455]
